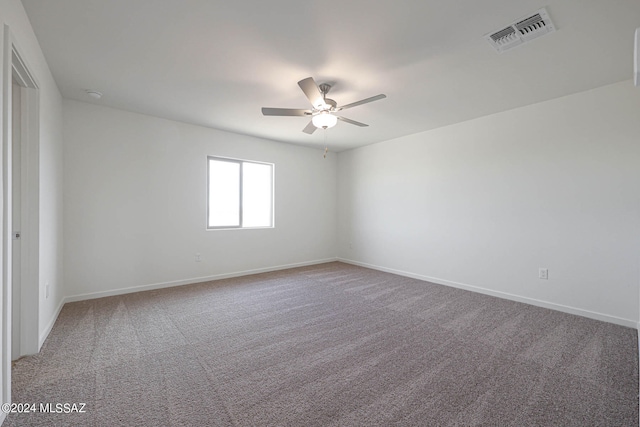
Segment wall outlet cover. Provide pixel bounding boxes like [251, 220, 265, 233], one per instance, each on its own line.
[539, 268, 549, 280]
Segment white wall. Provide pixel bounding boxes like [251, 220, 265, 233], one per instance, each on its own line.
[338, 80, 640, 327]
[36, 49, 64, 344]
[0, 0, 64, 413]
[63, 100, 337, 298]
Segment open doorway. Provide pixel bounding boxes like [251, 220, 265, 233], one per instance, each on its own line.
[6, 40, 39, 363]
[2, 26, 41, 412]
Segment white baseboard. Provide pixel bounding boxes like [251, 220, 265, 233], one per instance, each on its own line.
[38, 297, 66, 350]
[338, 258, 638, 329]
[64, 258, 338, 303]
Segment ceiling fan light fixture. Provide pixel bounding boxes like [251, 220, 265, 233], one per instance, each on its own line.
[312, 111, 338, 129]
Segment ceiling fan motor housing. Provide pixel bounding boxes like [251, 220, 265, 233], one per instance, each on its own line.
[321, 98, 337, 110]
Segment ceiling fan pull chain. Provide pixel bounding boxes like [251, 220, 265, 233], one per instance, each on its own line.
[323, 129, 328, 159]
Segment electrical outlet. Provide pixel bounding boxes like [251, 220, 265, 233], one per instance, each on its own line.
[195, 253, 202, 262]
[539, 268, 548, 280]
[45, 281, 50, 298]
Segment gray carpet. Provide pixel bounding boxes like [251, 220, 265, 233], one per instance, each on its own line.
[5, 262, 638, 426]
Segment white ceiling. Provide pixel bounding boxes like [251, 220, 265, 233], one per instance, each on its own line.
[21, 0, 640, 151]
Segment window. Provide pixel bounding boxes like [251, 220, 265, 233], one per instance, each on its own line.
[207, 156, 274, 229]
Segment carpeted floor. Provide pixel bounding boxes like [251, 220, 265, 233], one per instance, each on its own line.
[5, 262, 638, 426]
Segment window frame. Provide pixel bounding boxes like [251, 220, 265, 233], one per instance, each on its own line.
[206, 155, 274, 230]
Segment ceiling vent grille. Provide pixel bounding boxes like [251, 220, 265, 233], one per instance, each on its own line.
[485, 8, 556, 53]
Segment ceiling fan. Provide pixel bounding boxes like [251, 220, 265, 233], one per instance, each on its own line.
[262, 77, 386, 134]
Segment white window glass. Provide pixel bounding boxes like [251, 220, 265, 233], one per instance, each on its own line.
[208, 159, 240, 227]
[242, 162, 273, 227]
[207, 157, 274, 229]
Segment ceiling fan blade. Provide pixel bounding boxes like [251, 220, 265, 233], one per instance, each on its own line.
[339, 94, 386, 110]
[302, 121, 317, 134]
[298, 77, 325, 109]
[337, 116, 368, 127]
[262, 107, 311, 116]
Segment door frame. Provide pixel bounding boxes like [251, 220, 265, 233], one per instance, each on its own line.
[10, 38, 39, 359]
[1, 24, 40, 408]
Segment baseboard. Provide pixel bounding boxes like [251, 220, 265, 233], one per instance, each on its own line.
[38, 297, 66, 350]
[65, 258, 338, 303]
[338, 258, 638, 329]
[0, 412, 5, 425]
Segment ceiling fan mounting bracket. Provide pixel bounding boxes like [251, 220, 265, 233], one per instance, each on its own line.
[318, 83, 332, 95]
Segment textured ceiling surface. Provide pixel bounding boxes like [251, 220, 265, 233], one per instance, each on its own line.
[21, 0, 640, 151]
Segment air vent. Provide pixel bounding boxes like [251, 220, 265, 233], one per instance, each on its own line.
[485, 8, 556, 53]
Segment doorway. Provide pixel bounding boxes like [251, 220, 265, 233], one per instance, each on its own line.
[6, 41, 39, 362]
[2, 26, 41, 412]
